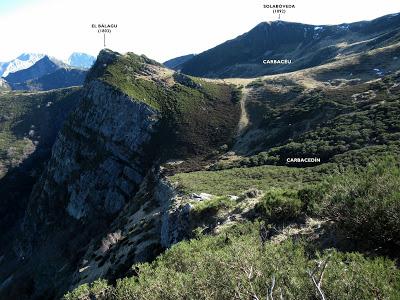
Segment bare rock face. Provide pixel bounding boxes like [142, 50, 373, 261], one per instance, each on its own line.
[1, 49, 240, 299]
[6, 55, 201, 297]
[27, 81, 157, 226]
[66, 165, 196, 289]
[157, 175, 191, 248]
[24, 80, 159, 227]
[0, 78, 10, 91]
[8, 77, 162, 298]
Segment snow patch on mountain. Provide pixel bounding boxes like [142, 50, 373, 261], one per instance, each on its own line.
[0, 53, 45, 77]
[67, 52, 96, 69]
[0, 78, 10, 91]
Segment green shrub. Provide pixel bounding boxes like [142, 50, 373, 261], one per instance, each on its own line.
[63, 279, 110, 300]
[65, 222, 400, 300]
[323, 252, 400, 299]
[320, 157, 400, 248]
[298, 185, 325, 216]
[190, 196, 236, 228]
[255, 188, 303, 223]
[91, 279, 111, 299]
[192, 196, 235, 214]
[171, 163, 331, 197]
[229, 85, 242, 103]
[63, 283, 90, 300]
[246, 78, 264, 88]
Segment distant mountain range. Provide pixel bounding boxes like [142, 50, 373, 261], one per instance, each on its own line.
[0, 53, 45, 78]
[2, 12, 400, 300]
[67, 52, 96, 69]
[5, 56, 66, 83]
[163, 54, 195, 70]
[0, 52, 96, 91]
[166, 13, 400, 78]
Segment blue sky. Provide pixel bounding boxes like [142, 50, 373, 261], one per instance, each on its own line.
[0, 0, 41, 14]
[0, 0, 400, 62]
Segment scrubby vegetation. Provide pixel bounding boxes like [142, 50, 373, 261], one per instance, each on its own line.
[95, 52, 241, 166]
[66, 156, 400, 299]
[0, 87, 81, 241]
[64, 222, 400, 300]
[255, 188, 303, 223]
[318, 157, 400, 248]
[61, 55, 400, 300]
[63, 279, 110, 300]
[222, 72, 400, 168]
[0, 88, 80, 176]
[253, 157, 400, 249]
[11, 49, 399, 299]
[191, 196, 235, 215]
[170, 163, 334, 197]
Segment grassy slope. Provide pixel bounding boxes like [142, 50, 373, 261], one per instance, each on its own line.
[170, 163, 334, 196]
[179, 14, 400, 78]
[0, 87, 81, 257]
[98, 52, 241, 168]
[0, 88, 81, 177]
[65, 48, 400, 298]
[217, 69, 400, 169]
[167, 59, 400, 237]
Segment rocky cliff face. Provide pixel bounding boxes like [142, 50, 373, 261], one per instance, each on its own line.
[68, 168, 190, 288]
[24, 79, 159, 229]
[7, 77, 161, 298]
[0, 87, 81, 259]
[0, 49, 239, 299]
[0, 78, 10, 91]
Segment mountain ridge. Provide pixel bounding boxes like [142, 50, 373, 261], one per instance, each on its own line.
[67, 52, 96, 69]
[5, 56, 66, 83]
[170, 12, 400, 78]
[163, 54, 195, 70]
[5, 56, 88, 91]
[0, 53, 45, 77]
[0, 49, 241, 299]
[0, 52, 95, 79]
[1, 12, 400, 300]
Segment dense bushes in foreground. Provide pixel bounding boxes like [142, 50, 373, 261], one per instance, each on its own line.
[255, 157, 400, 249]
[255, 188, 303, 223]
[64, 223, 400, 300]
[320, 157, 400, 248]
[65, 158, 400, 300]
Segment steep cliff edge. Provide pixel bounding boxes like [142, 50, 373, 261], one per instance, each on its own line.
[0, 49, 240, 299]
[0, 87, 81, 258]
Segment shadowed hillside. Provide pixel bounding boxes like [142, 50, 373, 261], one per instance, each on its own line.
[174, 13, 400, 78]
